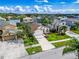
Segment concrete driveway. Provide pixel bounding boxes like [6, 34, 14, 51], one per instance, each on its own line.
[66, 31, 79, 39]
[34, 29, 55, 51]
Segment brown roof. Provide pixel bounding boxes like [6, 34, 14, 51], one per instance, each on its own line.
[31, 23, 39, 32]
[5, 24, 17, 30]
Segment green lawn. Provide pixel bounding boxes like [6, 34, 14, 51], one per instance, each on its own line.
[23, 37, 38, 46]
[53, 40, 72, 48]
[26, 46, 42, 55]
[47, 33, 70, 41]
[72, 28, 79, 34]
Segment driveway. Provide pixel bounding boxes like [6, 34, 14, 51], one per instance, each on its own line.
[34, 28, 55, 51]
[0, 39, 28, 59]
[65, 31, 79, 39]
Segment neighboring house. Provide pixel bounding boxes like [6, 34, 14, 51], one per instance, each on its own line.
[51, 17, 78, 31]
[31, 22, 50, 34]
[23, 17, 33, 23]
[0, 17, 17, 41]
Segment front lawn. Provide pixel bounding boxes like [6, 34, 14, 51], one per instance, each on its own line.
[26, 46, 42, 55]
[47, 33, 70, 41]
[72, 28, 79, 34]
[53, 40, 72, 48]
[23, 37, 38, 46]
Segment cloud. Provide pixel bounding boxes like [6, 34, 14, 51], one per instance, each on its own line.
[35, 0, 48, 3]
[0, 5, 78, 14]
[74, 0, 79, 3]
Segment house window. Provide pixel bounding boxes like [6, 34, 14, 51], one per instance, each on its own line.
[62, 23, 65, 25]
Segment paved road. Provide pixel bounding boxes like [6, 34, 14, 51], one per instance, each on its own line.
[0, 40, 76, 59]
[0, 39, 28, 59]
[21, 47, 76, 59]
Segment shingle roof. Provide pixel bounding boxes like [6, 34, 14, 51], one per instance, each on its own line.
[31, 23, 39, 32]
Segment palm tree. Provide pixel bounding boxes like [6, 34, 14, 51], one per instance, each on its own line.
[58, 26, 67, 35]
[63, 38, 79, 59]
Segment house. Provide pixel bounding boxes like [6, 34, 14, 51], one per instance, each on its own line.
[51, 17, 77, 31]
[31, 22, 50, 34]
[0, 17, 17, 41]
[23, 17, 33, 23]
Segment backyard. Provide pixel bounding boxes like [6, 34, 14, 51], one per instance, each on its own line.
[47, 33, 70, 41]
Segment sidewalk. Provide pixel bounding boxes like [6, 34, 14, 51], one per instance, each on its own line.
[25, 38, 71, 49]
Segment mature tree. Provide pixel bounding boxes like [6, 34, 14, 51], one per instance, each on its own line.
[17, 22, 33, 39]
[42, 17, 51, 26]
[63, 38, 79, 59]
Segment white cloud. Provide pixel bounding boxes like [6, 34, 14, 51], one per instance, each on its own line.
[74, 0, 79, 3]
[35, 0, 48, 3]
[0, 5, 78, 14]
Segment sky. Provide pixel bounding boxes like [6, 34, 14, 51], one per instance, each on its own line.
[0, 0, 78, 5]
[0, 0, 79, 14]
[0, 0, 78, 6]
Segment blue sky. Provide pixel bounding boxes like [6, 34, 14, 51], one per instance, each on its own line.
[0, 0, 78, 6]
[0, 0, 79, 14]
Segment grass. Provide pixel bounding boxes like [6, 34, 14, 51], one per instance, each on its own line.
[47, 33, 70, 41]
[23, 37, 38, 46]
[53, 40, 72, 48]
[26, 46, 42, 55]
[72, 28, 79, 34]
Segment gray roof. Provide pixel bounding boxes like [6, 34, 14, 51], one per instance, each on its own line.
[0, 20, 9, 27]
